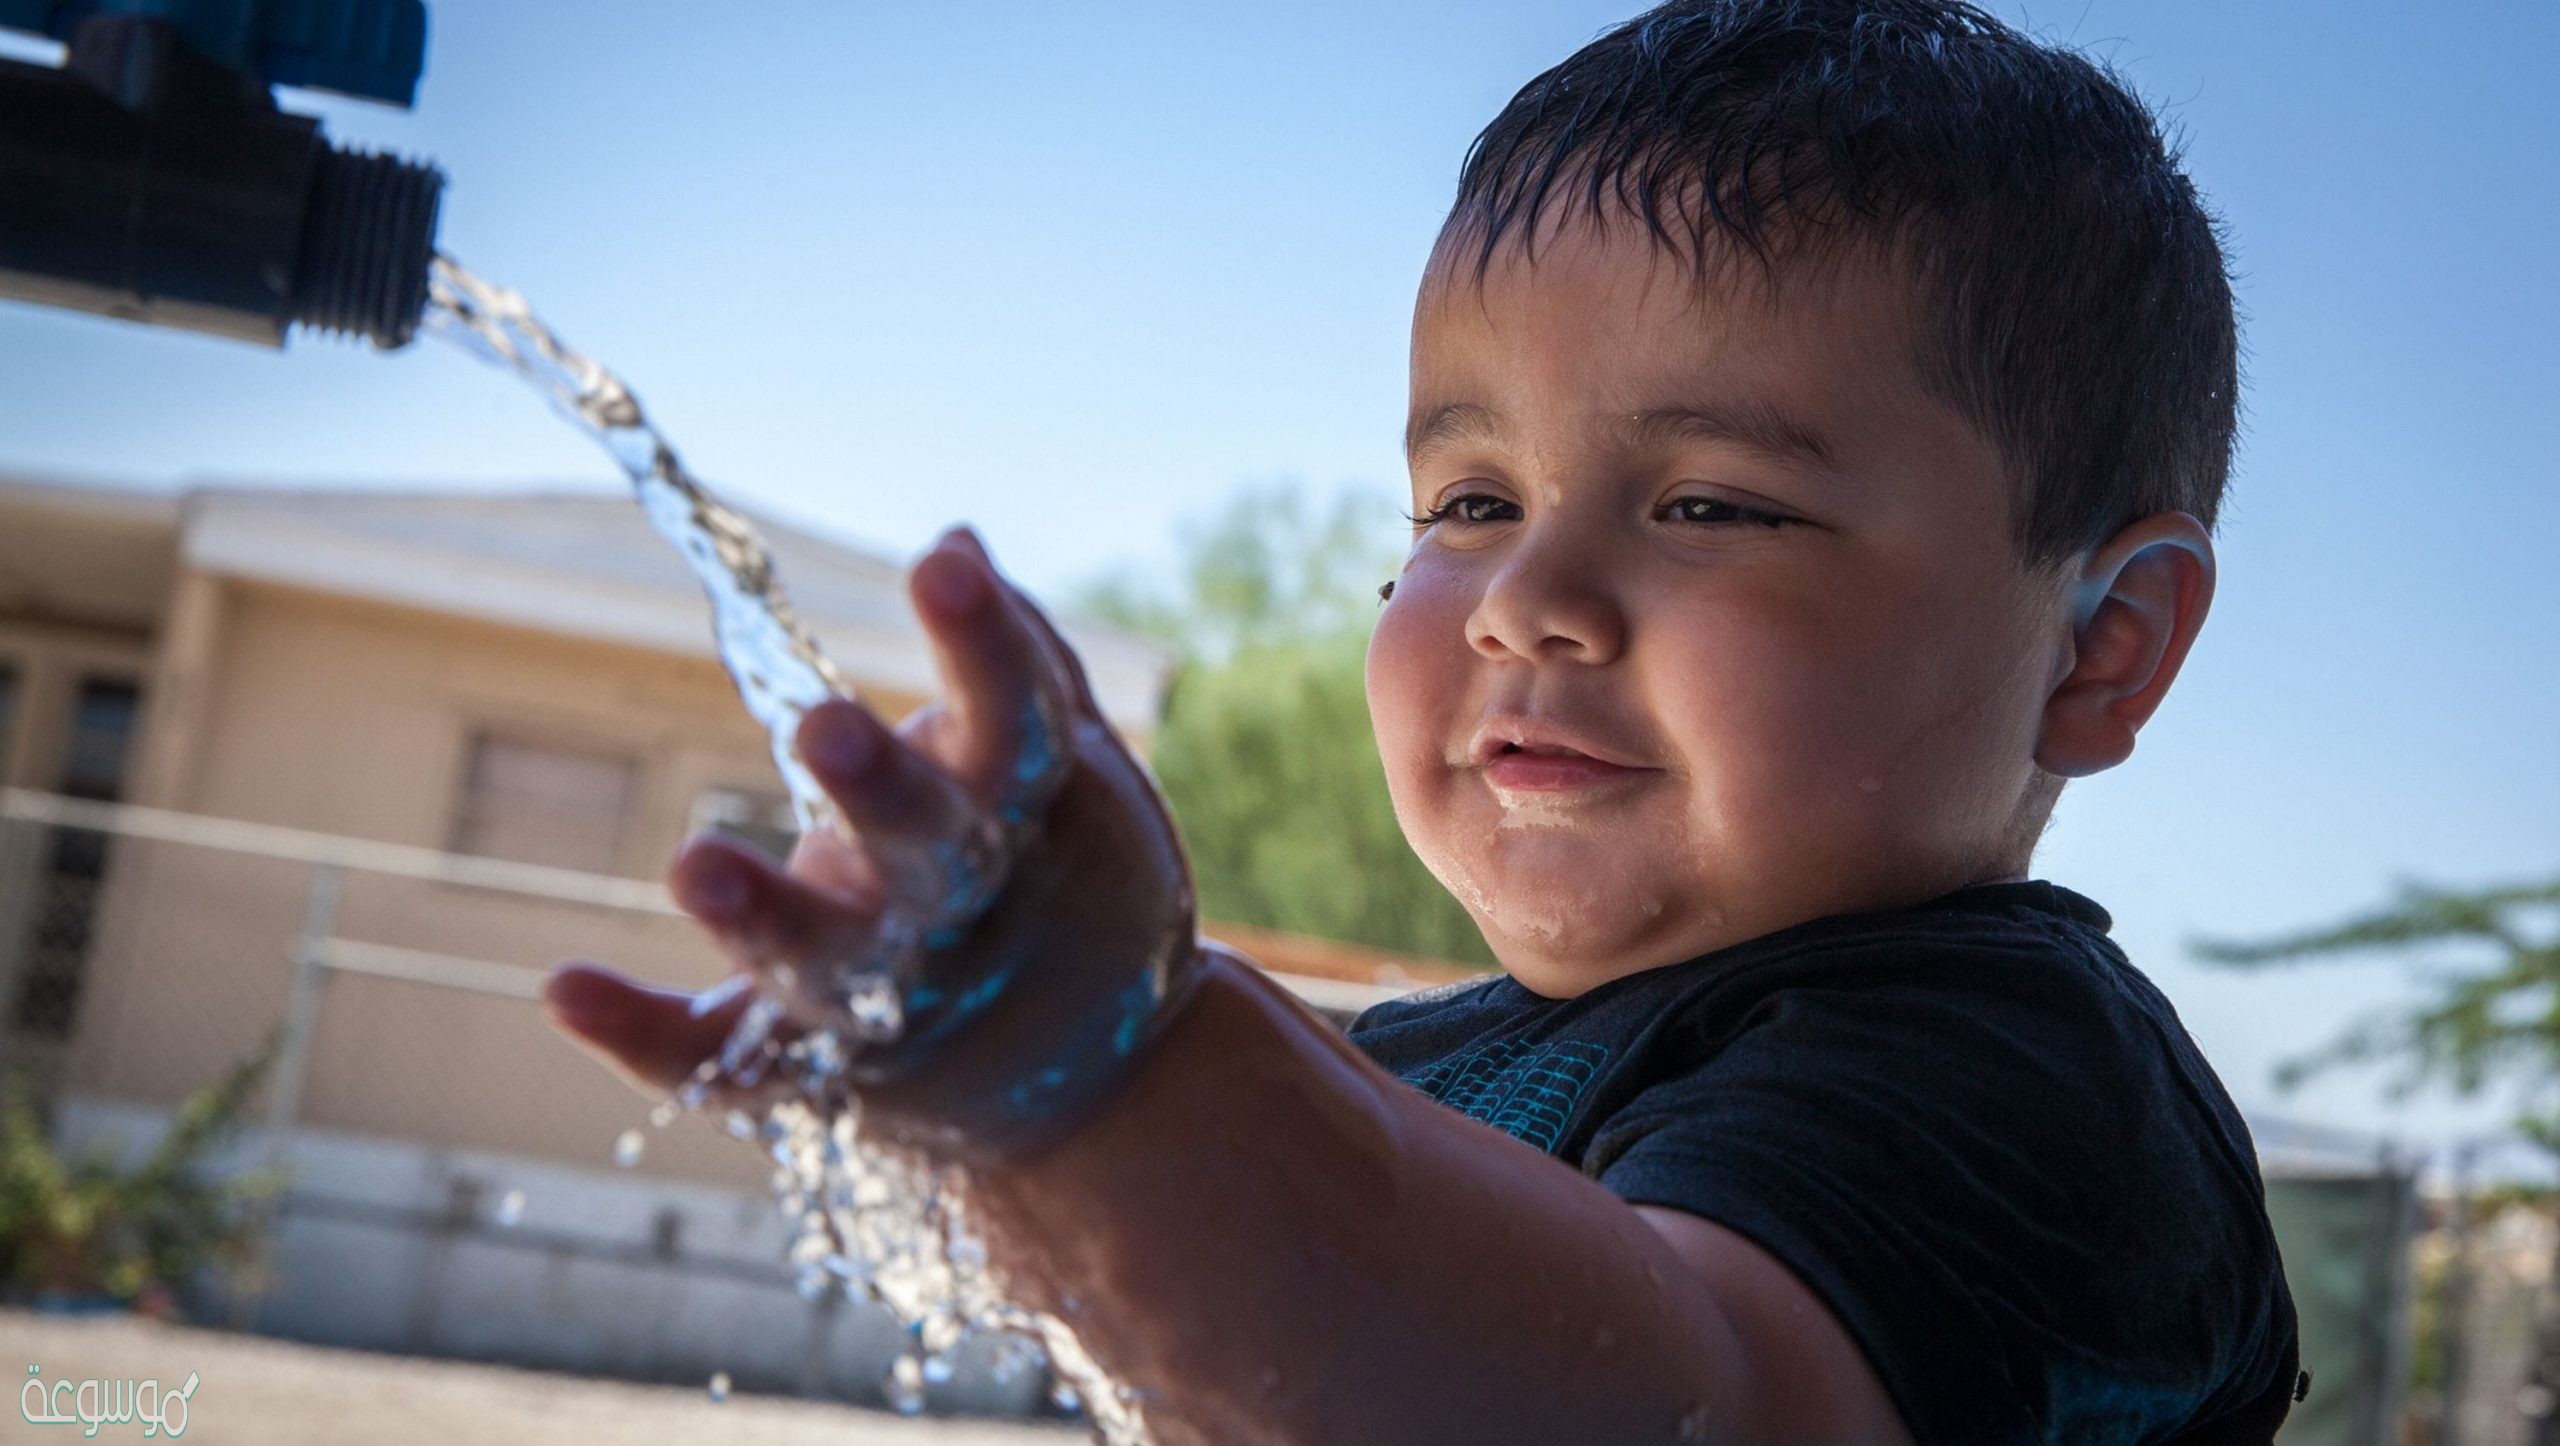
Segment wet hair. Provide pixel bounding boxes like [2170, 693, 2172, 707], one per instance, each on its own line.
[1444, 0, 2238, 572]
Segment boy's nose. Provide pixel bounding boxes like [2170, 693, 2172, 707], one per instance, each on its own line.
[1465, 545, 1626, 666]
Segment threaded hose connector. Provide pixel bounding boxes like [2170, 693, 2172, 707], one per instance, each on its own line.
[294, 145, 444, 349]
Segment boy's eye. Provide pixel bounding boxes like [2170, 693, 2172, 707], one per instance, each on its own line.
[1403, 492, 1517, 528]
[1403, 492, 1798, 531]
[1665, 496, 1796, 529]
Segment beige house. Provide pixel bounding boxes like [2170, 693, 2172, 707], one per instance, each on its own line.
[0, 471, 1469, 1399]
[0, 469, 1465, 1158]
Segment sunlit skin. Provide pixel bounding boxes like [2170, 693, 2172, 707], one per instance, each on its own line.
[1373, 209, 2216, 997]
[542, 198, 2218, 1444]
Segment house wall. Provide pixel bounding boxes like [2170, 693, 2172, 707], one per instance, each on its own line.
[49, 1094, 1049, 1414]
[60, 574, 942, 1191]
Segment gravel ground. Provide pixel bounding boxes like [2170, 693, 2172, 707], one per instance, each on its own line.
[4, 1308, 1081, 1445]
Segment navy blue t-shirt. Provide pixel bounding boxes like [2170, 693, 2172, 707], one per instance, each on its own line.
[1348, 879, 2302, 1445]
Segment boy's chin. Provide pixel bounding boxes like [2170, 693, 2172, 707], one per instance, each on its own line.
[1474, 887, 1712, 987]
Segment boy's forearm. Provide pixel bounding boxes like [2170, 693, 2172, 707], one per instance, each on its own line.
[964, 951, 1750, 1446]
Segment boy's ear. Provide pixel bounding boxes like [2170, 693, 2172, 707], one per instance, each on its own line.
[2034, 512, 2217, 779]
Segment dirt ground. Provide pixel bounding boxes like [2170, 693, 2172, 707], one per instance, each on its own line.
[4, 1308, 1080, 1445]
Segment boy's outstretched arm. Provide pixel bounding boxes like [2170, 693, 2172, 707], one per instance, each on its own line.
[552, 950, 1912, 1445]
[543, 527, 1914, 1446]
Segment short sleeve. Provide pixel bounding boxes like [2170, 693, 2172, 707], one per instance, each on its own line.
[1589, 954, 2291, 1444]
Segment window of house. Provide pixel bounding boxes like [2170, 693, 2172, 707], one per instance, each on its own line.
[449, 732, 637, 874]
[687, 785, 798, 866]
[59, 678, 140, 801]
[11, 676, 143, 1039]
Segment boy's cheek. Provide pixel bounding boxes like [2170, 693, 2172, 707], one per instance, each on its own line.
[1364, 596, 1464, 743]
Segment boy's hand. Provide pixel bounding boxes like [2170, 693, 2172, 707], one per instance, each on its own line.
[544, 525, 1205, 1157]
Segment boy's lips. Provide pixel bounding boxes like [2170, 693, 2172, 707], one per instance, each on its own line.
[1465, 715, 1651, 770]
[1480, 750, 1651, 792]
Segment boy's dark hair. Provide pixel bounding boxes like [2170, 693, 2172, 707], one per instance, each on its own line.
[1447, 0, 2237, 572]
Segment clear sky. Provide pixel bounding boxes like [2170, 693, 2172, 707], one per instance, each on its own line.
[2, 2, 2553, 1165]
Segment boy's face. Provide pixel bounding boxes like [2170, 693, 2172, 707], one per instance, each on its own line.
[1368, 213, 2074, 994]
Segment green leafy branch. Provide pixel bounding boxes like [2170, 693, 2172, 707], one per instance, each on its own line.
[0, 1031, 293, 1313]
[2190, 875, 2560, 1145]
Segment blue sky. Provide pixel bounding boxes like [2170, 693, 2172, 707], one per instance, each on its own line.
[3, 2, 2553, 1163]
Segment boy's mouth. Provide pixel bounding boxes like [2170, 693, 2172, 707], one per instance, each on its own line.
[1480, 746, 1650, 794]
[1466, 717, 1647, 770]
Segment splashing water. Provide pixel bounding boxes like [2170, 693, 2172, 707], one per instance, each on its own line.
[424, 256, 1145, 1442]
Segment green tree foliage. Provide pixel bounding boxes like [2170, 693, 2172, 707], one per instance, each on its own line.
[2191, 875, 2560, 1145]
[1065, 480, 1498, 969]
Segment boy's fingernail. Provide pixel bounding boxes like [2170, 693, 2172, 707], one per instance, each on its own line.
[920, 543, 987, 616]
[686, 856, 750, 919]
[804, 704, 877, 779]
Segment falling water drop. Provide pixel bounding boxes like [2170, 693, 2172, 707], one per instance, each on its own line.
[795, 1263, 830, 1302]
[707, 1371, 732, 1404]
[884, 1354, 927, 1416]
[495, 1189, 526, 1227]
[426, 254, 1152, 1446]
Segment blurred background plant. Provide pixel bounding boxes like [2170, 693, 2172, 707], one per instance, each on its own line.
[0, 1030, 290, 1318]
[1068, 480, 1497, 968]
[2192, 875, 2560, 1142]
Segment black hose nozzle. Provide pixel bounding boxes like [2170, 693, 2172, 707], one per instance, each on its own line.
[0, 16, 443, 349]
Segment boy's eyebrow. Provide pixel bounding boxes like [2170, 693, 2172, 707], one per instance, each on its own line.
[1621, 403, 1840, 472]
[1405, 400, 1841, 473]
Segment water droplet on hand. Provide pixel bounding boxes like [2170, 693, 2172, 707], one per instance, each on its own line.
[846, 974, 904, 1041]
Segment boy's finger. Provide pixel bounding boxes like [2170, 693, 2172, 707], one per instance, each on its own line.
[542, 960, 745, 1095]
[785, 825, 883, 900]
[950, 526, 1106, 726]
[669, 832, 887, 1005]
[908, 526, 1079, 814]
[795, 699, 998, 904]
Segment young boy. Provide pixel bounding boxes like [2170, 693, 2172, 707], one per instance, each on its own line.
[543, 1, 2303, 1440]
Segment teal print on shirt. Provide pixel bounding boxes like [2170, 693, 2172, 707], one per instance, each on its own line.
[1398, 1039, 1612, 1153]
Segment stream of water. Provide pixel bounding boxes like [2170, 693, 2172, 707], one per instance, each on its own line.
[421, 255, 1146, 1442]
